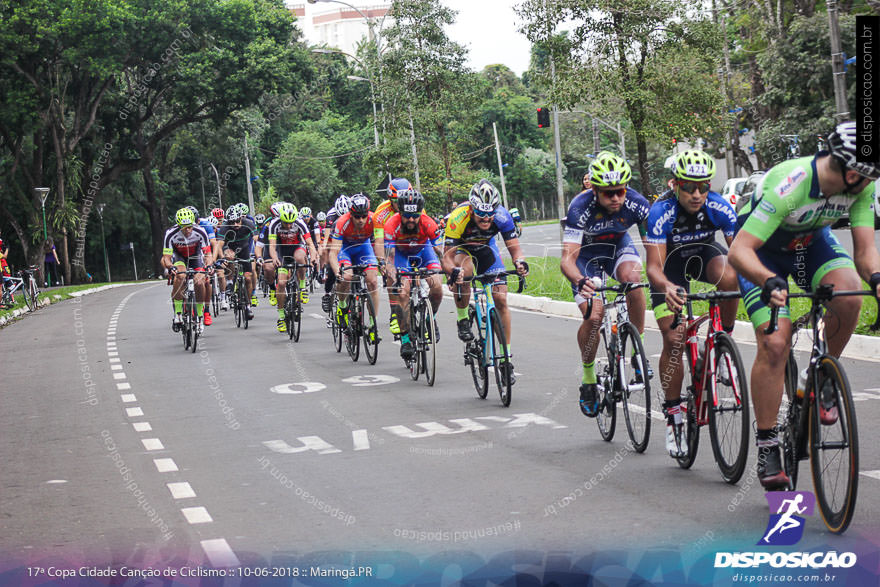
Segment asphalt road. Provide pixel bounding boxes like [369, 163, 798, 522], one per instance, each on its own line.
[2, 281, 880, 580]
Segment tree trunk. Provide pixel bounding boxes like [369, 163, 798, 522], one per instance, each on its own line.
[142, 169, 167, 276]
[436, 122, 453, 210]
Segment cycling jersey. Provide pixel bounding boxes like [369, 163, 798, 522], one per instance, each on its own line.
[0, 237, 9, 275]
[218, 219, 257, 259]
[373, 199, 396, 235]
[256, 223, 272, 259]
[332, 212, 382, 244]
[163, 225, 211, 263]
[737, 154, 874, 251]
[647, 190, 736, 250]
[197, 218, 216, 240]
[384, 213, 441, 270]
[563, 188, 650, 248]
[268, 217, 312, 247]
[443, 204, 518, 246]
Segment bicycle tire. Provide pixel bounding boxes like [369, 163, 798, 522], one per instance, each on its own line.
[242, 283, 249, 330]
[423, 303, 437, 387]
[346, 299, 360, 362]
[781, 350, 800, 490]
[361, 293, 379, 365]
[182, 299, 192, 350]
[810, 355, 859, 534]
[24, 276, 37, 312]
[408, 302, 420, 381]
[467, 305, 489, 399]
[676, 390, 700, 469]
[595, 331, 617, 442]
[706, 333, 750, 484]
[233, 289, 242, 328]
[488, 307, 511, 407]
[286, 287, 295, 340]
[190, 296, 199, 353]
[293, 294, 302, 342]
[620, 322, 651, 453]
[331, 295, 343, 353]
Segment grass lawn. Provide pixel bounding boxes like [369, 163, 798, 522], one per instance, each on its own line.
[505, 256, 880, 336]
[1, 282, 117, 322]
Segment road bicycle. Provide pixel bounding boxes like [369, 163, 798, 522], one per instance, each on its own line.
[396, 267, 441, 386]
[671, 289, 750, 484]
[180, 269, 200, 353]
[769, 284, 880, 533]
[456, 268, 525, 407]
[0, 266, 41, 312]
[228, 258, 253, 329]
[336, 264, 380, 364]
[281, 261, 310, 342]
[210, 267, 221, 316]
[587, 280, 652, 453]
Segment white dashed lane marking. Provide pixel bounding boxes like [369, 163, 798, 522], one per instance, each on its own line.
[181, 507, 213, 524]
[167, 482, 196, 499]
[154, 458, 178, 473]
[200, 539, 240, 567]
[141, 438, 164, 451]
[132, 422, 152, 432]
[116, 382, 131, 390]
[125, 407, 143, 417]
[860, 470, 880, 481]
[120, 394, 136, 402]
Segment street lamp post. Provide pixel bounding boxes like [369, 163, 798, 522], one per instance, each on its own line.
[34, 187, 50, 241]
[96, 203, 111, 283]
[314, 51, 381, 147]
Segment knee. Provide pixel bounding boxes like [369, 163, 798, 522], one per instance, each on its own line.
[661, 328, 683, 350]
[759, 333, 790, 363]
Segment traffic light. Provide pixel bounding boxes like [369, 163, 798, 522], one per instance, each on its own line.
[537, 107, 551, 128]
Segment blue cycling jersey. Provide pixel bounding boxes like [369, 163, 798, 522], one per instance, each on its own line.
[562, 188, 650, 248]
[646, 190, 736, 248]
[198, 218, 216, 240]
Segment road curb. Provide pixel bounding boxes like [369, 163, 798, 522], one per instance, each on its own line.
[443, 291, 880, 362]
[0, 281, 149, 328]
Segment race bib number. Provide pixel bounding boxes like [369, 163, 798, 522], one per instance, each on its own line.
[686, 163, 708, 177]
[601, 171, 622, 184]
[402, 204, 419, 213]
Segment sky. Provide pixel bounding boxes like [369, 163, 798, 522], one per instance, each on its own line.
[294, 0, 534, 76]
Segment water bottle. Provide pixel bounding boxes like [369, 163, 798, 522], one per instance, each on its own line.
[796, 368, 808, 399]
[419, 279, 429, 299]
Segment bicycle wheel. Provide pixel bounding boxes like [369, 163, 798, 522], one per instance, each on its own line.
[781, 351, 801, 490]
[676, 389, 701, 469]
[467, 305, 489, 399]
[190, 297, 199, 353]
[242, 284, 249, 330]
[422, 303, 437, 387]
[233, 289, 242, 328]
[346, 300, 360, 362]
[409, 303, 421, 381]
[182, 300, 192, 350]
[488, 307, 511, 407]
[620, 322, 651, 453]
[24, 277, 37, 312]
[361, 293, 379, 365]
[810, 355, 859, 534]
[708, 333, 750, 484]
[286, 290, 295, 341]
[595, 333, 616, 441]
[331, 296, 343, 353]
[292, 295, 302, 342]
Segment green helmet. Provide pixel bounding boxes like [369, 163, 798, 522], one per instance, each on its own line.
[589, 153, 631, 188]
[279, 203, 298, 223]
[176, 207, 196, 227]
[673, 150, 716, 181]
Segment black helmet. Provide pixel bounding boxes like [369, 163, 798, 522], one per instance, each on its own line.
[349, 192, 370, 214]
[827, 121, 880, 181]
[397, 188, 425, 215]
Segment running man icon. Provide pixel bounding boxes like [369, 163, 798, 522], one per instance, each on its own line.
[760, 492, 816, 546]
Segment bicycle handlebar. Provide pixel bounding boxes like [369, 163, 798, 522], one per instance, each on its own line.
[466, 269, 526, 294]
[764, 285, 880, 334]
[669, 288, 742, 329]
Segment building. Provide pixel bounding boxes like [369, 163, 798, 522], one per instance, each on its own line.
[289, 2, 392, 57]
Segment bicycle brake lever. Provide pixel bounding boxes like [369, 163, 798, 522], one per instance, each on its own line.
[764, 306, 780, 335]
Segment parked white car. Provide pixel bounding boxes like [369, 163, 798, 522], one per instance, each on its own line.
[720, 176, 748, 209]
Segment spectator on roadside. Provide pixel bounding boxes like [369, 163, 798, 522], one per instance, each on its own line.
[44, 238, 60, 287]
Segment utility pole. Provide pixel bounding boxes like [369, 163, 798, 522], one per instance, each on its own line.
[199, 164, 207, 213]
[719, 7, 736, 178]
[827, 0, 850, 120]
[244, 134, 255, 214]
[493, 122, 509, 209]
[407, 104, 421, 191]
[592, 118, 601, 154]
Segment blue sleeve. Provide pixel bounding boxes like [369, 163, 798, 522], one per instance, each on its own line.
[706, 192, 737, 238]
[624, 190, 651, 224]
[646, 198, 675, 244]
[564, 192, 589, 230]
[494, 206, 516, 233]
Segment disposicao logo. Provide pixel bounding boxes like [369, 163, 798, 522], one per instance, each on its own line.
[714, 492, 857, 570]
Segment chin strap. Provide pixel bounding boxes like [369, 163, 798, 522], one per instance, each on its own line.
[841, 167, 867, 194]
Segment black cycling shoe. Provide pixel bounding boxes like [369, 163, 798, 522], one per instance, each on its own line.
[757, 444, 790, 491]
[400, 340, 415, 360]
[457, 318, 473, 342]
[579, 383, 599, 418]
[500, 361, 516, 386]
[321, 293, 332, 313]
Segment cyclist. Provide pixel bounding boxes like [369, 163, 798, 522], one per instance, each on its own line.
[269, 203, 318, 332]
[383, 188, 444, 359]
[316, 211, 328, 240]
[255, 203, 285, 306]
[328, 193, 384, 335]
[645, 149, 739, 458]
[298, 206, 320, 276]
[509, 207, 523, 237]
[161, 208, 213, 333]
[321, 195, 351, 313]
[442, 179, 528, 386]
[190, 207, 219, 327]
[728, 121, 880, 489]
[561, 153, 651, 417]
[217, 205, 257, 321]
[374, 178, 412, 238]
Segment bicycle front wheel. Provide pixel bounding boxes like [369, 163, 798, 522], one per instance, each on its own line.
[708, 333, 750, 484]
[24, 277, 38, 312]
[346, 302, 361, 362]
[422, 303, 437, 386]
[810, 355, 859, 534]
[190, 298, 199, 353]
[676, 390, 700, 469]
[620, 322, 651, 453]
[781, 350, 801, 489]
[467, 305, 489, 399]
[488, 307, 511, 407]
[361, 293, 379, 365]
[233, 291, 242, 328]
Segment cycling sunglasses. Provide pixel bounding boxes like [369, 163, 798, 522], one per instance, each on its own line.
[472, 207, 495, 218]
[677, 180, 711, 194]
[401, 211, 421, 219]
[596, 187, 626, 198]
[351, 212, 368, 219]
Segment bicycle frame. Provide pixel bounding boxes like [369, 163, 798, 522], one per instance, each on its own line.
[464, 270, 524, 369]
[591, 282, 648, 395]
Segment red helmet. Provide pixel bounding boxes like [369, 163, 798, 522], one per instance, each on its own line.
[211, 208, 225, 220]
